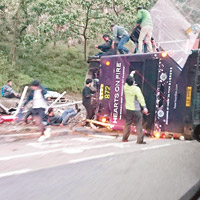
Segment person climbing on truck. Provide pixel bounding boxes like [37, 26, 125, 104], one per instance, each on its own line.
[110, 24, 130, 54]
[136, 6, 153, 53]
[95, 34, 116, 58]
[130, 25, 158, 53]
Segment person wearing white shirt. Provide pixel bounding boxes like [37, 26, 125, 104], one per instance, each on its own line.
[23, 80, 50, 142]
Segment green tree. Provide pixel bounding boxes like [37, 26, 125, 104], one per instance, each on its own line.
[0, 0, 157, 62]
[29, 0, 74, 48]
[0, 0, 35, 63]
[66, 0, 113, 60]
[67, 0, 157, 60]
[107, 0, 157, 28]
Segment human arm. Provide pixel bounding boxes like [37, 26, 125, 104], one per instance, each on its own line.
[23, 91, 33, 107]
[48, 115, 62, 125]
[136, 10, 143, 24]
[142, 107, 149, 115]
[83, 87, 93, 99]
[97, 41, 111, 51]
[135, 86, 147, 110]
[24, 108, 33, 123]
[129, 71, 135, 77]
[112, 26, 118, 42]
[41, 86, 47, 96]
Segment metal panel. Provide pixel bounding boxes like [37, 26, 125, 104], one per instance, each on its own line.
[151, 0, 198, 68]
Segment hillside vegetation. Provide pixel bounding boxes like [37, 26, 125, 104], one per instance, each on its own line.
[0, 44, 88, 93]
[0, 0, 157, 94]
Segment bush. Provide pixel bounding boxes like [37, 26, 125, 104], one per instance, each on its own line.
[0, 44, 88, 93]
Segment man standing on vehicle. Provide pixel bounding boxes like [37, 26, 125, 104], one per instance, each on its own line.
[136, 6, 153, 53]
[123, 71, 148, 144]
[110, 24, 130, 54]
[82, 79, 95, 126]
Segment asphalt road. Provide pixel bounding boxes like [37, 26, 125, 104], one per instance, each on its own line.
[0, 134, 199, 200]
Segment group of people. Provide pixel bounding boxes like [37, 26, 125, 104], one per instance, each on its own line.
[93, 7, 154, 58]
[84, 6, 153, 144]
[82, 73, 148, 144]
[23, 80, 81, 142]
[1, 80, 81, 142]
[0, 6, 153, 144]
[1, 77, 148, 144]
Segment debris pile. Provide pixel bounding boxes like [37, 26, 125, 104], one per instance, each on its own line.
[0, 94, 86, 135]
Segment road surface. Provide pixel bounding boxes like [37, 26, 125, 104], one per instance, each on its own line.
[0, 133, 199, 200]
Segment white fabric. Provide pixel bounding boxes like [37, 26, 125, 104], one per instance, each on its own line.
[33, 89, 47, 109]
[138, 25, 153, 53]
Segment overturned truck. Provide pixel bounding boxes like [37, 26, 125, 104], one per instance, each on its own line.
[87, 49, 200, 140]
[86, 0, 200, 140]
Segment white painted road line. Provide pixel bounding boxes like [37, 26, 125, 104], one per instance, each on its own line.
[0, 148, 66, 161]
[27, 142, 64, 149]
[0, 143, 126, 161]
[142, 144, 171, 151]
[0, 169, 32, 178]
[68, 153, 115, 164]
[71, 138, 92, 142]
[0, 143, 174, 161]
[0, 153, 115, 178]
[88, 134, 117, 139]
[62, 143, 129, 154]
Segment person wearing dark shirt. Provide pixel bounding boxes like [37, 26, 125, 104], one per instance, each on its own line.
[47, 105, 80, 126]
[95, 34, 116, 57]
[82, 79, 95, 125]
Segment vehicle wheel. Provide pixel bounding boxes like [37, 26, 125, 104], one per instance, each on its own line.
[193, 124, 200, 142]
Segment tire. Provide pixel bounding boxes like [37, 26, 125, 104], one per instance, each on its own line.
[193, 124, 200, 142]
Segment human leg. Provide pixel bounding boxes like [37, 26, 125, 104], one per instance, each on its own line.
[118, 35, 130, 54]
[83, 102, 94, 126]
[32, 108, 46, 135]
[138, 26, 149, 53]
[88, 105, 95, 119]
[123, 110, 134, 141]
[61, 109, 73, 120]
[36, 108, 51, 142]
[144, 26, 153, 53]
[62, 109, 77, 125]
[83, 102, 94, 119]
[5, 93, 16, 98]
[24, 108, 33, 123]
[133, 111, 144, 143]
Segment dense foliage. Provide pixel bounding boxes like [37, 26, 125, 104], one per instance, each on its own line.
[0, 0, 157, 93]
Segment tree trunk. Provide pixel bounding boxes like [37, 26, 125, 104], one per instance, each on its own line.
[84, 37, 87, 61]
[11, 45, 16, 64]
[54, 41, 57, 48]
[83, 6, 90, 61]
